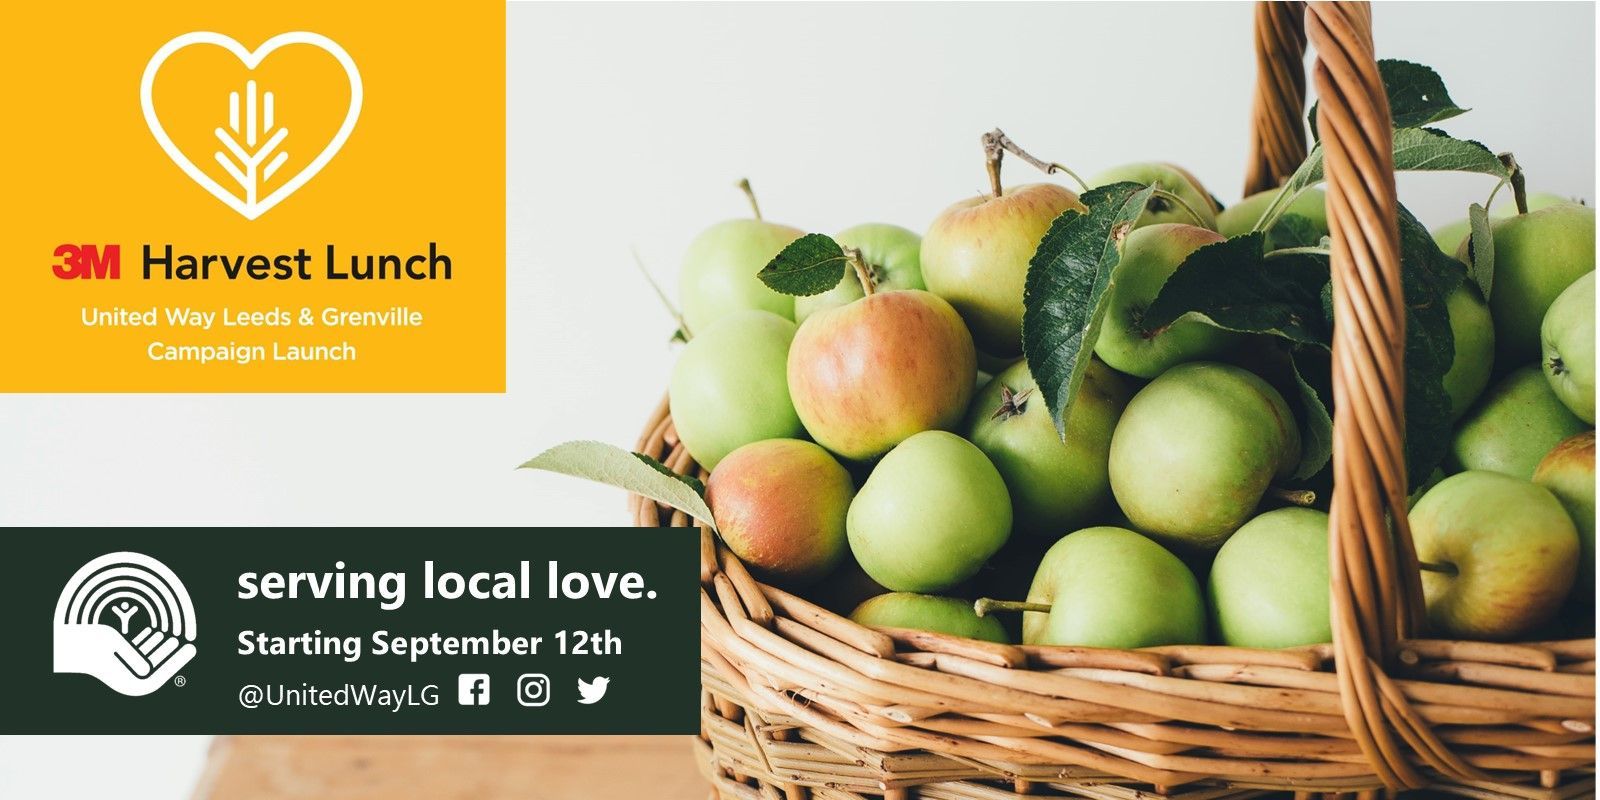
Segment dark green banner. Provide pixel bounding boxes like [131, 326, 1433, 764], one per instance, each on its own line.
[1, 527, 699, 734]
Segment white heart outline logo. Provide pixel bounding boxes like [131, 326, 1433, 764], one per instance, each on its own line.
[140, 31, 362, 221]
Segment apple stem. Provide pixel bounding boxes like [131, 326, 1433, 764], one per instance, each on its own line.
[1501, 153, 1529, 215]
[985, 128, 1092, 192]
[1267, 486, 1317, 507]
[974, 597, 1052, 617]
[1417, 560, 1459, 577]
[631, 246, 691, 340]
[1254, 183, 1316, 235]
[1151, 187, 1209, 228]
[738, 178, 764, 221]
[844, 247, 876, 296]
[982, 131, 1006, 198]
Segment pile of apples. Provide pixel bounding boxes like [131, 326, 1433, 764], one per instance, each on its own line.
[668, 160, 1595, 649]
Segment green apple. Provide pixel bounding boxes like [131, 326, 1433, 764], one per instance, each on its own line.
[1432, 192, 1571, 255]
[1216, 187, 1328, 239]
[921, 183, 1085, 356]
[1020, 527, 1205, 648]
[1410, 470, 1580, 640]
[679, 218, 804, 334]
[1109, 361, 1301, 550]
[850, 593, 1009, 643]
[1095, 223, 1243, 378]
[669, 310, 804, 469]
[1451, 365, 1587, 479]
[795, 224, 923, 322]
[1088, 162, 1219, 230]
[1542, 271, 1595, 423]
[706, 439, 853, 586]
[788, 290, 975, 460]
[1482, 202, 1595, 366]
[964, 358, 1129, 537]
[1534, 432, 1595, 604]
[1209, 507, 1331, 648]
[1443, 283, 1496, 420]
[847, 431, 1011, 592]
[1408, 467, 1446, 509]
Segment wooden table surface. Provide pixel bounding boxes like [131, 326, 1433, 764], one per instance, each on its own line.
[191, 736, 707, 800]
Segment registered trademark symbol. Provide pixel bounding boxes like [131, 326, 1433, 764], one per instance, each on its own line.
[174, 675, 187, 687]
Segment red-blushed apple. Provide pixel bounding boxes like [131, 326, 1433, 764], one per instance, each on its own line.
[706, 438, 854, 587]
[1410, 470, 1580, 640]
[921, 183, 1084, 356]
[788, 290, 976, 460]
[1534, 432, 1596, 605]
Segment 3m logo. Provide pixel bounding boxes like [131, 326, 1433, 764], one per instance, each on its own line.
[53, 552, 196, 697]
[52, 244, 121, 280]
[140, 32, 362, 220]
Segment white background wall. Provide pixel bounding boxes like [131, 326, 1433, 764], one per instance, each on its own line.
[2, 3, 1592, 797]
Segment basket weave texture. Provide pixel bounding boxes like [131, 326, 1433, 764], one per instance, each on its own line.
[634, 3, 1598, 797]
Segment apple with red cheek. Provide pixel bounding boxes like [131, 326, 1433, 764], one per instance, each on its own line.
[788, 289, 977, 461]
[706, 438, 854, 587]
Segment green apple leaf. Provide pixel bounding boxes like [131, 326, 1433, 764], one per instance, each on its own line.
[1282, 128, 1508, 205]
[519, 440, 714, 527]
[1464, 202, 1495, 299]
[1311, 59, 1468, 137]
[1022, 181, 1158, 438]
[1396, 204, 1468, 486]
[758, 233, 849, 297]
[1142, 233, 1332, 349]
[1286, 348, 1334, 480]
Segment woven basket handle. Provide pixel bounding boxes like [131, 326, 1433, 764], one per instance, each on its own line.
[1250, 2, 1486, 787]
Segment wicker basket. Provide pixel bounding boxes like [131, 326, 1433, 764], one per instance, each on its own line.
[633, 3, 1597, 797]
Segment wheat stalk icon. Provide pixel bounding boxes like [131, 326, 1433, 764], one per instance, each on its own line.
[213, 80, 288, 206]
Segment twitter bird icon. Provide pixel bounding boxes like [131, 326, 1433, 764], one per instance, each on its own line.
[577, 676, 610, 705]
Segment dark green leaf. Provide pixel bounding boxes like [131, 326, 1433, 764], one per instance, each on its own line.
[1288, 348, 1334, 480]
[1465, 202, 1495, 299]
[1380, 60, 1470, 128]
[1312, 60, 1465, 137]
[758, 233, 849, 296]
[1022, 182, 1158, 438]
[670, 328, 689, 344]
[1143, 233, 1332, 349]
[1267, 213, 1326, 250]
[1396, 204, 1468, 486]
[1311, 60, 1467, 136]
[519, 441, 714, 526]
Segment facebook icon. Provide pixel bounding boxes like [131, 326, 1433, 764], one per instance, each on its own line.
[457, 674, 491, 706]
